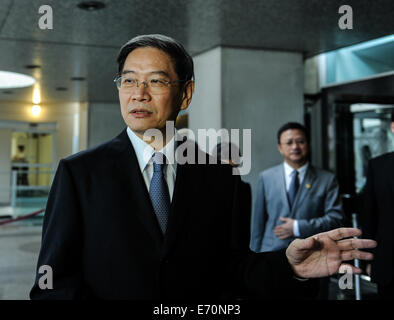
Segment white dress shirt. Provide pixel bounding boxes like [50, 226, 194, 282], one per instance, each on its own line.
[283, 161, 309, 237]
[126, 127, 177, 200]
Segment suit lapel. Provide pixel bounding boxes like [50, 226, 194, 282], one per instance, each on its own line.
[114, 130, 164, 251]
[291, 165, 317, 214]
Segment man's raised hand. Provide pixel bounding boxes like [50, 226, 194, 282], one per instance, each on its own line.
[286, 228, 377, 279]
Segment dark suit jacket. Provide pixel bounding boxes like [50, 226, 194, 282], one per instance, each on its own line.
[238, 180, 252, 250]
[30, 129, 315, 300]
[363, 152, 394, 286]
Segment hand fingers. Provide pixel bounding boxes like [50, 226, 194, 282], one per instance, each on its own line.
[326, 228, 362, 241]
[341, 249, 374, 261]
[275, 231, 285, 238]
[338, 263, 362, 275]
[280, 217, 287, 221]
[337, 238, 377, 251]
[275, 229, 291, 238]
[274, 226, 284, 233]
[291, 237, 321, 251]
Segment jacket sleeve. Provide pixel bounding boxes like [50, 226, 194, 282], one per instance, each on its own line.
[249, 173, 267, 252]
[30, 159, 85, 300]
[297, 175, 344, 238]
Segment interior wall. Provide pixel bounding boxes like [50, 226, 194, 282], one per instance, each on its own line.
[222, 48, 304, 196]
[87, 102, 125, 148]
[189, 46, 304, 201]
[188, 47, 222, 148]
[0, 128, 12, 204]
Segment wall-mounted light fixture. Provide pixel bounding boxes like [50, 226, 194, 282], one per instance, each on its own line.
[32, 84, 41, 104]
[32, 104, 41, 117]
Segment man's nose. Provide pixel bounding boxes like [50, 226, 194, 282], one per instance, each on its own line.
[131, 83, 150, 101]
[290, 142, 300, 149]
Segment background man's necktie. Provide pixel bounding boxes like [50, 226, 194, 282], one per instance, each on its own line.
[288, 170, 299, 208]
[149, 152, 171, 234]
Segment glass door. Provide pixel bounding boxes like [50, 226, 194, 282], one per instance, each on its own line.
[10, 131, 55, 209]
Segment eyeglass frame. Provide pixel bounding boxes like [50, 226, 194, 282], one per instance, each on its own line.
[113, 74, 188, 91]
[279, 139, 307, 147]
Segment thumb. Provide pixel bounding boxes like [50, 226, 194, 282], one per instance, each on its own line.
[280, 217, 287, 222]
[295, 236, 321, 251]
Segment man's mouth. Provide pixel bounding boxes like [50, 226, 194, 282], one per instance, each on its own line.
[129, 108, 153, 118]
[130, 108, 153, 114]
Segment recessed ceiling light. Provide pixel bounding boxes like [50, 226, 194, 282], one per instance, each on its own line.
[71, 76, 86, 81]
[77, 1, 106, 11]
[0, 71, 36, 89]
[56, 87, 68, 91]
[25, 64, 41, 69]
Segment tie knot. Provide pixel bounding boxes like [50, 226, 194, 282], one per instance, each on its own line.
[152, 152, 166, 172]
[292, 170, 299, 177]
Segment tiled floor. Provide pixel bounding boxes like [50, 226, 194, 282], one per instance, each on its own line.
[0, 220, 42, 300]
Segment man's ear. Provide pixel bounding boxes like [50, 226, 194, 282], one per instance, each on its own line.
[180, 80, 194, 111]
[277, 144, 283, 156]
[391, 122, 394, 134]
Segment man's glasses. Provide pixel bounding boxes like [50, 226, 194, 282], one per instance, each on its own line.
[280, 139, 307, 147]
[114, 75, 185, 94]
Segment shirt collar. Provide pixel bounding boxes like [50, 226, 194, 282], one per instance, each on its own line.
[126, 127, 177, 172]
[283, 161, 309, 177]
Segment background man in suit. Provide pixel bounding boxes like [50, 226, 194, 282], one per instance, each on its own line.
[363, 110, 394, 300]
[250, 122, 345, 299]
[30, 35, 375, 300]
[251, 122, 344, 253]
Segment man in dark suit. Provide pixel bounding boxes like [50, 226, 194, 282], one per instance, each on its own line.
[363, 110, 394, 300]
[30, 34, 376, 300]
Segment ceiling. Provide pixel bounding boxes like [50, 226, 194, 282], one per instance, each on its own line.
[0, 0, 393, 104]
[355, 41, 394, 69]
[323, 72, 394, 104]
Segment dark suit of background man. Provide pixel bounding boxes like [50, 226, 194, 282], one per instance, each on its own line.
[363, 110, 394, 300]
[251, 122, 344, 254]
[30, 34, 376, 300]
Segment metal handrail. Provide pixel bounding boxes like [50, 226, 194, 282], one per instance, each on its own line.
[6, 170, 54, 207]
[352, 213, 362, 300]
[0, 208, 45, 226]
